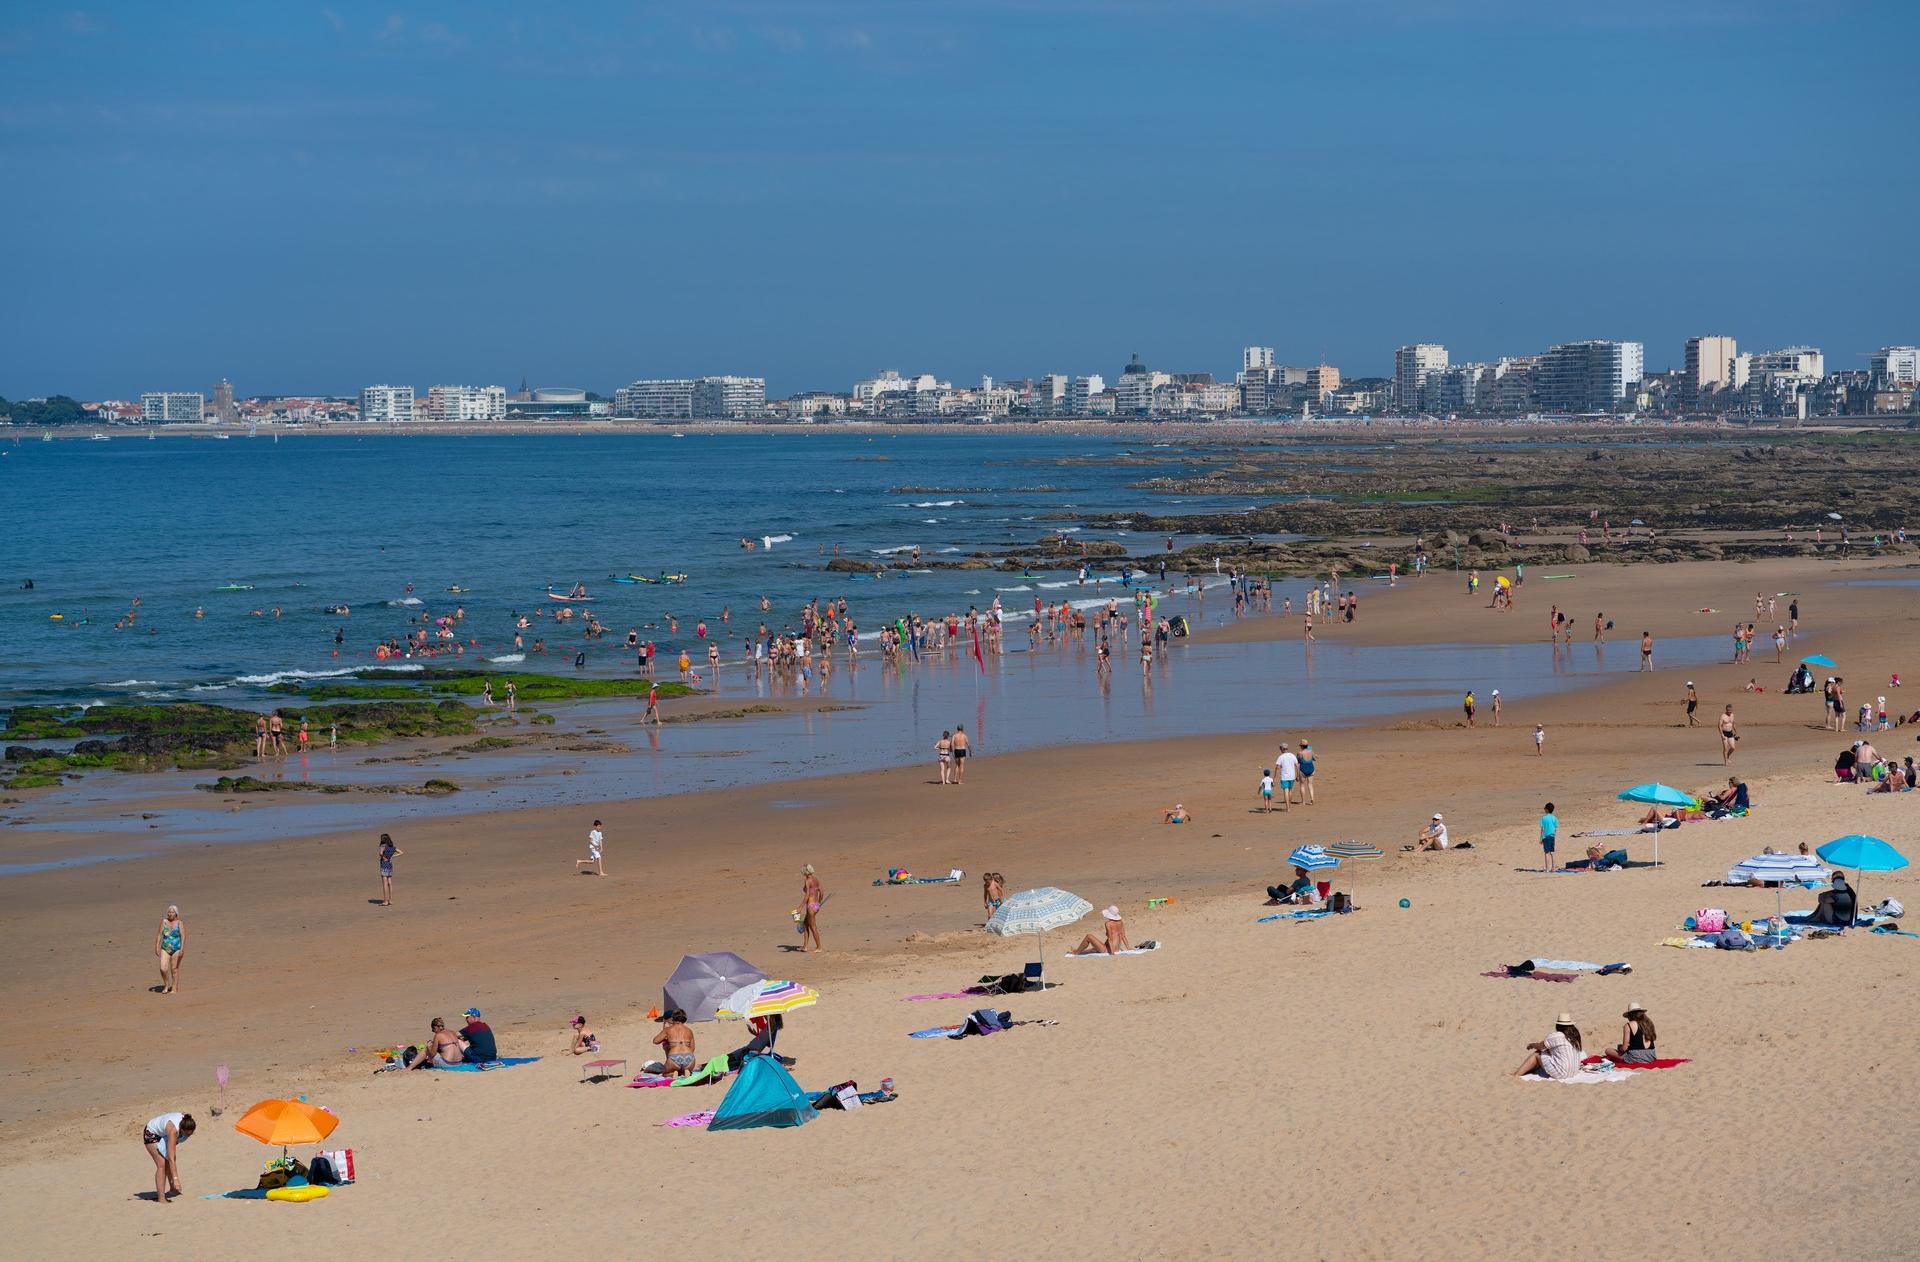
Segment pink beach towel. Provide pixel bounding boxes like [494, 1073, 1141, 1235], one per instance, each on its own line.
[658, 1110, 718, 1128]
[1581, 1055, 1691, 1070]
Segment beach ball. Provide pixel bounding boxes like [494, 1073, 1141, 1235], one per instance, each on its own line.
[1398, 898, 1410, 909]
[1684, 917, 1697, 930]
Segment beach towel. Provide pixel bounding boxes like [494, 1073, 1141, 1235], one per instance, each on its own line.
[427, 1056, 540, 1072]
[901, 991, 976, 1001]
[1061, 943, 1164, 956]
[1257, 910, 1330, 923]
[657, 1110, 718, 1128]
[1480, 969, 1578, 983]
[872, 868, 964, 886]
[1520, 1067, 1638, 1084]
[1522, 959, 1616, 972]
[670, 1055, 732, 1086]
[1581, 1055, 1691, 1070]
[1572, 828, 1644, 838]
[1870, 925, 1920, 940]
[909, 1024, 964, 1039]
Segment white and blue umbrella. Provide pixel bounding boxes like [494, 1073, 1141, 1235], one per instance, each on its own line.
[1287, 844, 1340, 871]
[1727, 852, 1832, 918]
[1326, 840, 1385, 861]
[986, 886, 1093, 965]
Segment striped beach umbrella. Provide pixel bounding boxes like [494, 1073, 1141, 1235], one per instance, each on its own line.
[986, 886, 1093, 967]
[1727, 852, 1832, 918]
[1325, 840, 1385, 861]
[716, 979, 819, 1021]
[1287, 844, 1340, 871]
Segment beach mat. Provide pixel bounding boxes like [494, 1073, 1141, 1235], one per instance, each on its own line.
[428, 1056, 540, 1072]
[1480, 969, 1577, 983]
[1582, 1055, 1691, 1070]
[1519, 1068, 1638, 1084]
[656, 1110, 718, 1128]
[1061, 943, 1163, 956]
[1257, 910, 1330, 923]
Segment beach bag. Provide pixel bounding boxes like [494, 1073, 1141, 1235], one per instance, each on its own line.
[313, 1149, 355, 1184]
[1714, 928, 1752, 950]
[1695, 908, 1728, 933]
[1874, 898, 1904, 919]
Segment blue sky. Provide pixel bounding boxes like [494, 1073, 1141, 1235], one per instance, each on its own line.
[2, 1, 1914, 398]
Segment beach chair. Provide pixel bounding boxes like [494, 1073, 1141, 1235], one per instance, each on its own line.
[976, 961, 1048, 995]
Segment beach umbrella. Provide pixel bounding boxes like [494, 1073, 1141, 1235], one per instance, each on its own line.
[1326, 840, 1385, 861]
[1616, 784, 1699, 867]
[1726, 852, 1833, 919]
[235, 1098, 339, 1159]
[1287, 844, 1340, 871]
[986, 886, 1092, 962]
[1799, 654, 1837, 669]
[716, 979, 819, 1021]
[1816, 834, 1910, 923]
[663, 952, 766, 1023]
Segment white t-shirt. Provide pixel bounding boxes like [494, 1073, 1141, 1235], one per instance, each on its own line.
[146, 1113, 188, 1155]
[1275, 752, 1300, 781]
[587, 828, 603, 858]
[1430, 823, 1450, 848]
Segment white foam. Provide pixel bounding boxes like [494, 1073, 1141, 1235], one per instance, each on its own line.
[103, 679, 161, 688]
[487, 653, 525, 663]
[762, 533, 794, 547]
[233, 664, 421, 687]
[1037, 581, 1073, 589]
[896, 499, 963, 508]
[386, 597, 424, 606]
[871, 545, 917, 555]
[187, 683, 231, 694]
[995, 585, 1032, 592]
[937, 547, 960, 553]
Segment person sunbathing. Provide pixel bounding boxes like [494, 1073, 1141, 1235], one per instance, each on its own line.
[1868, 762, 1908, 793]
[1163, 803, 1189, 824]
[1510, 1015, 1583, 1079]
[408, 1017, 464, 1069]
[652, 1010, 697, 1076]
[1070, 906, 1129, 954]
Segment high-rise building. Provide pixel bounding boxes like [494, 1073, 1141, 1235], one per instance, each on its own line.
[424, 384, 507, 422]
[1308, 365, 1341, 401]
[1534, 341, 1645, 414]
[1746, 346, 1823, 379]
[1430, 363, 1496, 415]
[1869, 346, 1919, 387]
[1032, 374, 1069, 416]
[614, 380, 695, 418]
[212, 378, 237, 424]
[1242, 346, 1274, 373]
[359, 384, 414, 424]
[691, 376, 765, 418]
[140, 391, 205, 424]
[1114, 353, 1170, 415]
[1682, 336, 1738, 408]
[1393, 344, 1448, 412]
[1069, 374, 1106, 415]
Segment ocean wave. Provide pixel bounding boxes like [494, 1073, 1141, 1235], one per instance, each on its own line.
[994, 585, 1032, 592]
[937, 547, 959, 553]
[922, 518, 941, 524]
[386, 597, 424, 606]
[895, 499, 963, 508]
[1037, 581, 1073, 589]
[762, 533, 794, 546]
[487, 653, 525, 663]
[103, 679, 162, 688]
[871, 545, 917, 555]
[187, 683, 231, 694]
[233, 664, 421, 687]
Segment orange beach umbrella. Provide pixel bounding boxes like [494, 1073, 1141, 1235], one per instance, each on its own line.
[235, 1098, 339, 1151]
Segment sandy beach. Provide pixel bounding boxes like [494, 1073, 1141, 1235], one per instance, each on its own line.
[3, 555, 1917, 1258]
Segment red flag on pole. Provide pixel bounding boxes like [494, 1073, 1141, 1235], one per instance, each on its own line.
[971, 623, 984, 671]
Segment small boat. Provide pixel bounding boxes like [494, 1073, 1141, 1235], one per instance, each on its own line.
[215, 583, 255, 592]
[90, 433, 109, 441]
[628, 573, 688, 585]
[41, 431, 52, 442]
[609, 575, 643, 584]
[214, 434, 231, 440]
[446, 586, 473, 593]
[546, 588, 594, 602]
[671, 432, 687, 439]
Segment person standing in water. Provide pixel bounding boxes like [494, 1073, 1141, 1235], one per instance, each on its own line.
[154, 904, 185, 994]
[378, 833, 403, 907]
[799, 864, 824, 952]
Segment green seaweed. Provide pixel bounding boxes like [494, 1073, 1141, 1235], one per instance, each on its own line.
[277, 668, 695, 703]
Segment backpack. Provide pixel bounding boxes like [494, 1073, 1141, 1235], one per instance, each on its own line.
[1694, 908, 1728, 933]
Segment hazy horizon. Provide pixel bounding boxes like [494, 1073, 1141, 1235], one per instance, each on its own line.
[3, 1, 1915, 399]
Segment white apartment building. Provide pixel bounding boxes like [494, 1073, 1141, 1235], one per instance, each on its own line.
[1683, 335, 1739, 404]
[1535, 341, 1644, 413]
[614, 380, 695, 418]
[424, 384, 507, 422]
[1069, 374, 1105, 414]
[140, 391, 205, 423]
[1032, 374, 1069, 416]
[1870, 346, 1919, 386]
[691, 375, 765, 418]
[1242, 346, 1274, 373]
[359, 384, 414, 424]
[1393, 344, 1448, 412]
[1114, 354, 1170, 414]
[1747, 346, 1824, 379]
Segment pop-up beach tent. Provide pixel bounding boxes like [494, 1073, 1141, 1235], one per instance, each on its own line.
[664, 952, 766, 1022]
[708, 1053, 816, 1131]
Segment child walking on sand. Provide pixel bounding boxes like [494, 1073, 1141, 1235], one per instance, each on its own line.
[575, 819, 606, 876]
[1259, 768, 1275, 814]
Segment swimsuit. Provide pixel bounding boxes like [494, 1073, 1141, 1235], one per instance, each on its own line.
[161, 925, 181, 954]
[669, 1052, 695, 1070]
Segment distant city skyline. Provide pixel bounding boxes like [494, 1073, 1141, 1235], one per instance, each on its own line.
[3, 1, 1915, 398]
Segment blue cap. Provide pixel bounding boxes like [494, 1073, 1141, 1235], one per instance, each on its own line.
[464, 1008, 481, 1019]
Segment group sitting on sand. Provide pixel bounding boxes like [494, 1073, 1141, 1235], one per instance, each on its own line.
[1512, 1005, 1660, 1079]
[1636, 778, 1749, 828]
[402, 1008, 497, 1069]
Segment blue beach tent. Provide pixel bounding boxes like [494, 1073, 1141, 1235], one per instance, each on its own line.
[707, 1054, 816, 1131]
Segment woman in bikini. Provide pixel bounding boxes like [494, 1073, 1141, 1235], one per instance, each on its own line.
[799, 864, 823, 952]
[154, 904, 184, 994]
[653, 1010, 696, 1076]
[936, 730, 954, 785]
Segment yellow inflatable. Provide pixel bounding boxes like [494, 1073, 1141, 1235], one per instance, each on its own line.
[266, 1184, 329, 1203]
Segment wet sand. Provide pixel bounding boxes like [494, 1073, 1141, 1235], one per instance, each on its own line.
[2, 556, 1917, 1256]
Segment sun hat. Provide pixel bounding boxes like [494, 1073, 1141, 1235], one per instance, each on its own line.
[1556, 1013, 1575, 1026]
[1624, 1003, 1646, 1016]
[1686, 680, 1694, 686]
[1432, 812, 1444, 821]
[1101, 905, 1122, 921]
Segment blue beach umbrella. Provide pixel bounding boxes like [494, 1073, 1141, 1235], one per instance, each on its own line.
[1816, 835, 1909, 920]
[1287, 844, 1340, 871]
[1799, 654, 1837, 669]
[1617, 784, 1699, 867]
[986, 886, 1093, 963]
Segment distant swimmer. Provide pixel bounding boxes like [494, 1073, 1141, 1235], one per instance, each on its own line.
[21, 579, 32, 589]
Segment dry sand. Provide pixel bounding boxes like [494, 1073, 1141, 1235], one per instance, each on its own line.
[2, 556, 1917, 1258]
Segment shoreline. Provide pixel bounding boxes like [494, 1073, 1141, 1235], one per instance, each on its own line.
[3, 553, 1917, 1254]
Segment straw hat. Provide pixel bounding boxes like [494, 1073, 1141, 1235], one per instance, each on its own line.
[1623, 1003, 1647, 1016]
[1101, 905, 1122, 921]
[1555, 1013, 1575, 1026]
